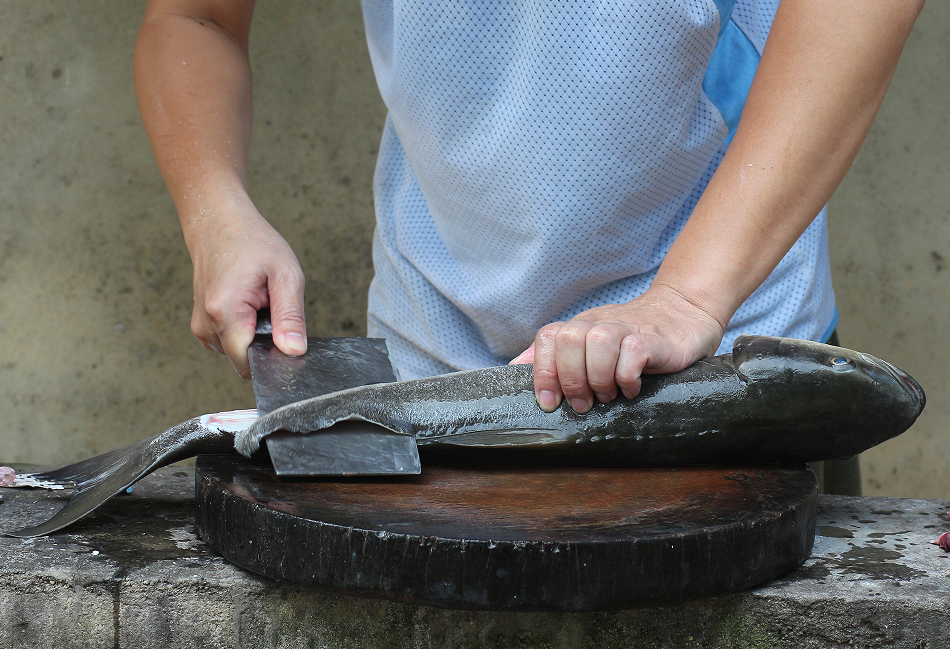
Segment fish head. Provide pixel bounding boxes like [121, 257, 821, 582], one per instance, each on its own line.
[731, 335, 925, 443]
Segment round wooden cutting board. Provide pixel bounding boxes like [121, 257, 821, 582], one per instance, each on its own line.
[195, 455, 817, 611]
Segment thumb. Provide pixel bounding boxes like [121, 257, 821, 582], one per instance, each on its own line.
[268, 274, 308, 356]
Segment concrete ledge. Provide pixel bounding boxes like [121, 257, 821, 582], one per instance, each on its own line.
[2, 466, 949, 648]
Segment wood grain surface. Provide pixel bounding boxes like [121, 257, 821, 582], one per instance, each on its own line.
[195, 455, 817, 611]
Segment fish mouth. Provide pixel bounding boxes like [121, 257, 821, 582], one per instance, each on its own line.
[897, 367, 926, 411]
[867, 356, 926, 413]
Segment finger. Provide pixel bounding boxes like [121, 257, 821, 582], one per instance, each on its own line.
[532, 324, 563, 412]
[217, 305, 259, 379]
[584, 324, 626, 403]
[198, 338, 224, 354]
[554, 321, 595, 414]
[615, 334, 653, 399]
[509, 342, 535, 365]
[191, 306, 225, 354]
[268, 266, 307, 356]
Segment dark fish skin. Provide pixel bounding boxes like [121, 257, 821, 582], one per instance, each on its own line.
[237, 335, 926, 465]
[5, 335, 924, 538]
[5, 412, 253, 538]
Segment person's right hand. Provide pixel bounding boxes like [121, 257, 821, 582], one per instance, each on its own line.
[135, 0, 297, 378]
[187, 202, 307, 379]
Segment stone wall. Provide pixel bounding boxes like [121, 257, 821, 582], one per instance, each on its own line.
[2, 469, 949, 648]
[0, 0, 947, 498]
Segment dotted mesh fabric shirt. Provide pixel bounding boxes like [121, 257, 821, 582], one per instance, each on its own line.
[360, 0, 837, 379]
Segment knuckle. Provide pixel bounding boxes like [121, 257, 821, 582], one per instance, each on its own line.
[615, 369, 640, 391]
[276, 266, 305, 289]
[587, 375, 615, 393]
[559, 375, 590, 394]
[190, 311, 215, 339]
[202, 297, 228, 324]
[536, 323, 562, 341]
[269, 254, 304, 280]
[620, 334, 645, 355]
[554, 324, 586, 347]
[274, 307, 306, 328]
[534, 365, 559, 382]
[586, 326, 618, 348]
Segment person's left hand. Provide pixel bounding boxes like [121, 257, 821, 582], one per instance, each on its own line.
[509, 285, 725, 413]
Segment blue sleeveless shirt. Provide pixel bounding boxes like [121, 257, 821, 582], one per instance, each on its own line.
[359, 0, 837, 378]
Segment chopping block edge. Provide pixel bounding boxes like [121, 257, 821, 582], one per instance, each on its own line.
[194, 454, 817, 612]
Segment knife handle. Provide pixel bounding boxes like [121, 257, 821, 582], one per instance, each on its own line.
[255, 309, 273, 336]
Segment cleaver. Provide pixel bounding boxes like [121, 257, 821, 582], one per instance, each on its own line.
[248, 313, 421, 477]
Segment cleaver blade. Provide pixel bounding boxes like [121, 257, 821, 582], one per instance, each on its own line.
[248, 313, 420, 477]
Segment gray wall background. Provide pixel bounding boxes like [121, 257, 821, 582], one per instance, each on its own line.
[0, 1, 946, 498]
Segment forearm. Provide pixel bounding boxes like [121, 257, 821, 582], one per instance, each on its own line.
[133, 0, 258, 251]
[133, 0, 307, 374]
[653, 0, 923, 329]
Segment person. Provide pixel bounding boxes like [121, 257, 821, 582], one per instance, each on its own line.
[134, 1, 921, 423]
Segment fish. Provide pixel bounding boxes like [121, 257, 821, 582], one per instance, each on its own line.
[236, 335, 926, 465]
[3, 411, 258, 538]
[3, 335, 925, 537]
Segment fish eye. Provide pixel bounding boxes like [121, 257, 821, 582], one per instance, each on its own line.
[830, 356, 852, 368]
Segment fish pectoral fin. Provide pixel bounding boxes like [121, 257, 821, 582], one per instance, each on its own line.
[424, 428, 572, 447]
[339, 414, 411, 435]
